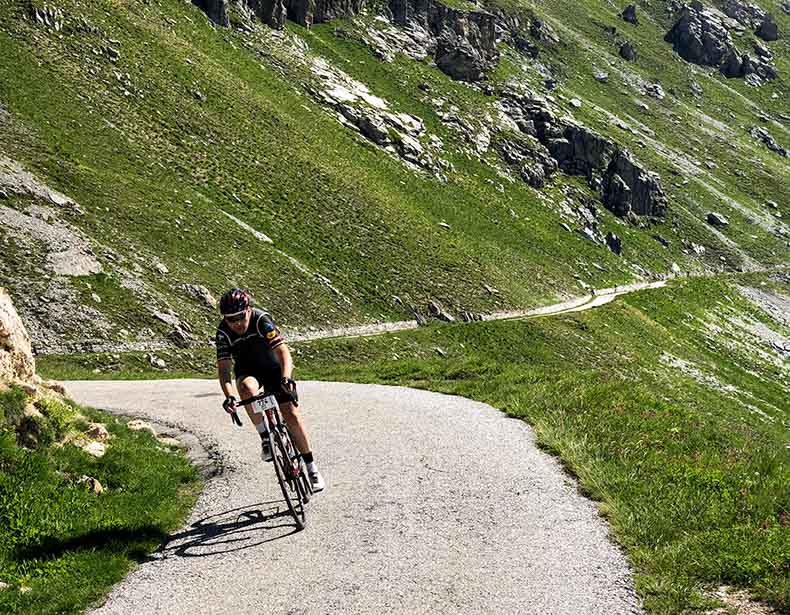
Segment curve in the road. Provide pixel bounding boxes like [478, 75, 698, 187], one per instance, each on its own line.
[67, 379, 642, 615]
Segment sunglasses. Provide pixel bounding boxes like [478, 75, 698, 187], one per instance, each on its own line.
[224, 310, 247, 323]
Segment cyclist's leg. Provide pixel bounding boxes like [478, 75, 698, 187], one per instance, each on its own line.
[236, 376, 263, 428]
[278, 400, 311, 454]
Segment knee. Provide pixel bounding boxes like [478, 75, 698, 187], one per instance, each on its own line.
[281, 402, 300, 420]
[237, 380, 257, 399]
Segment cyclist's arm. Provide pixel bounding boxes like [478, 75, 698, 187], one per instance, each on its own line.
[217, 358, 237, 400]
[274, 343, 294, 380]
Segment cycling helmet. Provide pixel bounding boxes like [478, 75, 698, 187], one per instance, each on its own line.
[219, 288, 251, 315]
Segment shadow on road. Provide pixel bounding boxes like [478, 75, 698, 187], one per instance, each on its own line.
[158, 501, 300, 558]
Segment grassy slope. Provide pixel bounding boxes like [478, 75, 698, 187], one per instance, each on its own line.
[0, 390, 200, 614]
[0, 0, 630, 347]
[1, 0, 786, 352]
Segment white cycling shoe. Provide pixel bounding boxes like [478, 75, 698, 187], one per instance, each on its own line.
[261, 439, 273, 463]
[308, 468, 325, 492]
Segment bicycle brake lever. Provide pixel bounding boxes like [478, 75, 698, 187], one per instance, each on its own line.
[231, 411, 242, 427]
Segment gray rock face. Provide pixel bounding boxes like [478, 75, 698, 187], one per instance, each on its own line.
[498, 90, 667, 221]
[390, 0, 499, 81]
[192, 0, 230, 26]
[722, 0, 767, 27]
[606, 232, 623, 255]
[664, 4, 777, 80]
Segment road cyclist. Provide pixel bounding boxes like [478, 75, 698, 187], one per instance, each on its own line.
[215, 288, 325, 493]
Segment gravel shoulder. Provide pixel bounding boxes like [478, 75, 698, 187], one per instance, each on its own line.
[66, 379, 642, 615]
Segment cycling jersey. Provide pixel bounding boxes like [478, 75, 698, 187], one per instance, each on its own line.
[216, 309, 286, 389]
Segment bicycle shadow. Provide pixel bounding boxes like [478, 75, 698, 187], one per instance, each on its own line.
[157, 501, 300, 558]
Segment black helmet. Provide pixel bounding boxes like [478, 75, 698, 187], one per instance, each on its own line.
[219, 288, 251, 315]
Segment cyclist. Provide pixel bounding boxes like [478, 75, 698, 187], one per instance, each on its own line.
[216, 288, 325, 492]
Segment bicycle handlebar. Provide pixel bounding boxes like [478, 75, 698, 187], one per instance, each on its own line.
[237, 392, 276, 406]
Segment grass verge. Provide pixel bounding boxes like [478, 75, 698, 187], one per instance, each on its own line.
[0, 386, 201, 614]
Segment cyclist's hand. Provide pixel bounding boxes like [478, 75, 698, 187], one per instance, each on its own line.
[280, 377, 299, 406]
[222, 395, 238, 414]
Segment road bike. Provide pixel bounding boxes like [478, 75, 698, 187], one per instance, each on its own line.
[231, 392, 312, 530]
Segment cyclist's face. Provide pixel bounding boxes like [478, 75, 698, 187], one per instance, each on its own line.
[225, 308, 250, 333]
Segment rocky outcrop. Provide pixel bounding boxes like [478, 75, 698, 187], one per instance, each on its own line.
[498, 89, 667, 221]
[721, 0, 767, 28]
[664, 3, 776, 81]
[389, 0, 498, 81]
[0, 289, 35, 384]
[192, 0, 230, 26]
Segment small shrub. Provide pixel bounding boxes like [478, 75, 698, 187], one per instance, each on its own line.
[35, 396, 76, 437]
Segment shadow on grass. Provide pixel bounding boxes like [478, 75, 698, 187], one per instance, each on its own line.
[14, 501, 300, 564]
[158, 501, 300, 558]
[14, 527, 168, 563]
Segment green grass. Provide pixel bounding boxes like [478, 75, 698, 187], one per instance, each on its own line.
[0, 387, 200, 614]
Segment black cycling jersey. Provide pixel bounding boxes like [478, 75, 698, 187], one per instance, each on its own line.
[216, 308, 285, 387]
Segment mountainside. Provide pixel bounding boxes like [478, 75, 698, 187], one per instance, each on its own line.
[0, 0, 787, 355]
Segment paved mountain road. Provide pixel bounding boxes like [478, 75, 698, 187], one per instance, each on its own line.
[66, 379, 642, 614]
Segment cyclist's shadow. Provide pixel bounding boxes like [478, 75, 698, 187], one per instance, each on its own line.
[158, 501, 298, 558]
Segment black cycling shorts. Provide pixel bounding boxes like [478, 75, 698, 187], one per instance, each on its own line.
[235, 366, 296, 405]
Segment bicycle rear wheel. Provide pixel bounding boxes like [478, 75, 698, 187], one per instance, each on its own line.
[271, 430, 307, 530]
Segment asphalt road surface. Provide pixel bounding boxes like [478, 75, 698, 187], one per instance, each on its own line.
[66, 379, 642, 615]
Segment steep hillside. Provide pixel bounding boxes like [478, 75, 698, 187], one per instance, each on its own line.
[0, 0, 787, 356]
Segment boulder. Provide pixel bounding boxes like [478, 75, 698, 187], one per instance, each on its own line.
[390, 0, 499, 81]
[620, 41, 637, 61]
[706, 211, 730, 226]
[621, 5, 638, 25]
[722, 0, 767, 27]
[756, 15, 779, 41]
[606, 232, 622, 255]
[428, 301, 455, 322]
[436, 33, 488, 82]
[0, 288, 35, 384]
[605, 150, 668, 219]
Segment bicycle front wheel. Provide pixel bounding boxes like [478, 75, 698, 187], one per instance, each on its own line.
[271, 430, 307, 530]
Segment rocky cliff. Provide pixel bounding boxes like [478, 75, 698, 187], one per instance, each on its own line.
[0, 288, 35, 384]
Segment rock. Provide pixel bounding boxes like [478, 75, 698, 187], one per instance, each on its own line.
[756, 15, 779, 41]
[751, 127, 788, 156]
[570, 98, 582, 109]
[435, 33, 488, 82]
[86, 422, 110, 442]
[82, 441, 106, 458]
[0, 581, 8, 590]
[644, 83, 665, 99]
[594, 70, 609, 82]
[706, 211, 730, 226]
[157, 436, 183, 447]
[191, 0, 230, 26]
[620, 41, 637, 61]
[621, 5, 639, 25]
[606, 232, 622, 255]
[604, 150, 668, 219]
[428, 300, 455, 322]
[183, 284, 217, 309]
[722, 0, 767, 27]
[0, 288, 35, 383]
[127, 419, 157, 435]
[77, 475, 104, 494]
[784, 1, 790, 15]
[391, 0, 499, 81]
[671, 262, 682, 273]
[358, 113, 391, 145]
[434, 347, 446, 357]
[154, 262, 169, 275]
[654, 234, 670, 247]
[766, 200, 778, 209]
[148, 355, 167, 369]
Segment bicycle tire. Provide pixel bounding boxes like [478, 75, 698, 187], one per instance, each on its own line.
[271, 430, 307, 530]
